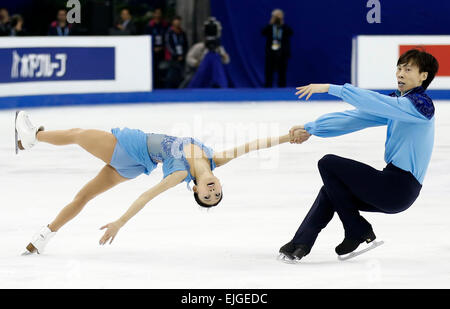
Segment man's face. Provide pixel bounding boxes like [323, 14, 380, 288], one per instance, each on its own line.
[121, 9, 131, 21]
[172, 18, 181, 28]
[396, 62, 428, 94]
[272, 10, 284, 22]
[57, 10, 67, 23]
[0, 9, 9, 22]
[153, 9, 162, 20]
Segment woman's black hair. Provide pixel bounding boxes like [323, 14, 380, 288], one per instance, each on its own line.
[193, 179, 223, 208]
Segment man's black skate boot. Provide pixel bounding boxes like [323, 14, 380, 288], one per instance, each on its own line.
[279, 241, 310, 260]
[335, 229, 376, 256]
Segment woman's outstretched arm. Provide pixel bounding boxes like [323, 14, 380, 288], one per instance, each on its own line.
[99, 170, 188, 245]
[213, 134, 291, 167]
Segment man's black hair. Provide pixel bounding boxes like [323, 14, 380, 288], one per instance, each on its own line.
[397, 49, 439, 90]
[56, 8, 67, 16]
[120, 7, 131, 14]
[193, 179, 223, 208]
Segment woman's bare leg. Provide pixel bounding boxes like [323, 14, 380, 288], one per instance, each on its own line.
[25, 130, 128, 253]
[48, 165, 129, 232]
[37, 129, 117, 164]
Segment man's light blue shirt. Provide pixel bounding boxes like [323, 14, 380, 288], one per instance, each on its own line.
[304, 84, 435, 184]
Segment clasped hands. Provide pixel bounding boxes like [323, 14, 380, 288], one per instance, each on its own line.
[289, 125, 311, 144]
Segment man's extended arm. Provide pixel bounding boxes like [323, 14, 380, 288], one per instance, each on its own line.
[303, 109, 388, 137]
[296, 83, 432, 123]
[328, 84, 431, 123]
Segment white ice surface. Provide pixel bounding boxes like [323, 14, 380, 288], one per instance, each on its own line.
[0, 101, 449, 288]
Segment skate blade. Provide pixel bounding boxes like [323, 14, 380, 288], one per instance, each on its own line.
[21, 250, 36, 256]
[14, 111, 26, 152]
[277, 253, 301, 264]
[338, 240, 384, 261]
[15, 111, 19, 154]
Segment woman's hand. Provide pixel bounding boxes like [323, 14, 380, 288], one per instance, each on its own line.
[99, 220, 123, 245]
[295, 84, 330, 100]
[289, 125, 304, 137]
[289, 125, 311, 144]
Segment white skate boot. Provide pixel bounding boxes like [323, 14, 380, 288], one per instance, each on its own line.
[22, 226, 56, 255]
[15, 110, 44, 154]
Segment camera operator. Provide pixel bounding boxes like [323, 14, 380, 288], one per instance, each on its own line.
[180, 17, 230, 88]
[262, 9, 293, 87]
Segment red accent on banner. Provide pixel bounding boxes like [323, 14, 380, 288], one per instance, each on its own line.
[399, 45, 450, 76]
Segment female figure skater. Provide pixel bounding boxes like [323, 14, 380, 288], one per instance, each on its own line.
[280, 49, 439, 261]
[15, 111, 292, 254]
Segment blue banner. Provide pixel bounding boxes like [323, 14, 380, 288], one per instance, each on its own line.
[211, 0, 450, 88]
[0, 47, 115, 83]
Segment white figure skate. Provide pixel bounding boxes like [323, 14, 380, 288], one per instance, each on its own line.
[22, 226, 56, 255]
[15, 110, 44, 154]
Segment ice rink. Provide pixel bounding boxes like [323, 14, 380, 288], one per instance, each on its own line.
[1, 100, 449, 289]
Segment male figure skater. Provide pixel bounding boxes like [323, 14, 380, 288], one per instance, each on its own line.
[280, 49, 439, 261]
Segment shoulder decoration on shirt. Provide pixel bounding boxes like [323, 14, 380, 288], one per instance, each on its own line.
[389, 86, 434, 120]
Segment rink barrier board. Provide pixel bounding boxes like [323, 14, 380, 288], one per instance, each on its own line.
[353, 35, 450, 89]
[0, 36, 152, 96]
[1, 88, 450, 109]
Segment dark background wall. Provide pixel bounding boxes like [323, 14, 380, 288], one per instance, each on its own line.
[3, 0, 450, 88]
[0, 0, 31, 14]
[0, 0, 170, 35]
[211, 0, 450, 88]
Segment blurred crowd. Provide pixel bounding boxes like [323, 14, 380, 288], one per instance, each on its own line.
[0, 6, 230, 89]
[0, 5, 292, 89]
[0, 8, 26, 36]
[1, 7, 70, 37]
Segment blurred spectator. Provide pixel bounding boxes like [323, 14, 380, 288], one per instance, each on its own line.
[180, 17, 230, 88]
[48, 9, 71, 36]
[109, 8, 136, 35]
[165, 16, 188, 88]
[262, 9, 293, 87]
[146, 8, 169, 89]
[9, 14, 26, 36]
[0, 8, 11, 36]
